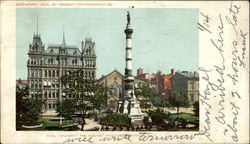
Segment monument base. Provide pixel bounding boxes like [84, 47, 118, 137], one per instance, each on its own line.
[129, 100, 145, 126]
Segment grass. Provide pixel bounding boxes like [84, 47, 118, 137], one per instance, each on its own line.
[170, 112, 198, 123]
[22, 118, 79, 131]
[38, 118, 75, 127]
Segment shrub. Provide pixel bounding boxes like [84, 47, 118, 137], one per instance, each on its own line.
[193, 101, 199, 117]
[147, 108, 170, 126]
[100, 113, 131, 127]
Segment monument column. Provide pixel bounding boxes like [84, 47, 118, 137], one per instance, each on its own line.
[117, 11, 145, 125]
[123, 11, 135, 114]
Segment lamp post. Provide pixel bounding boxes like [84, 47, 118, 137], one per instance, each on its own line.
[60, 92, 65, 125]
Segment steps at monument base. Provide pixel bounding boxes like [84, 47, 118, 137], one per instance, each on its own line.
[130, 114, 144, 126]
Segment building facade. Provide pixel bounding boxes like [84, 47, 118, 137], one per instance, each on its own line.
[170, 71, 199, 104]
[97, 70, 124, 111]
[136, 68, 175, 100]
[27, 32, 96, 112]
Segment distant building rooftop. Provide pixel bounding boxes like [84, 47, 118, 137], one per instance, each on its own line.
[178, 71, 199, 80]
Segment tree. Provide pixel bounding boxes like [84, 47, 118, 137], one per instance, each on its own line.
[169, 91, 190, 114]
[60, 70, 109, 131]
[22, 96, 44, 126]
[147, 108, 170, 126]
[16, 85, 28, 130]
[16, 86, 45, 128]
[136, 84, 157, 110]
[56, 99, 75, 120]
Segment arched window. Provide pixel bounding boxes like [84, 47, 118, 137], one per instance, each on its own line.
[52, 103, 55, 108]
[31, 70, 34, 77]
[44, 70, 47, 77]
[52, 92, 55, 98]
[35, 70, 38, 78]
[48, 103, 51, 109]
[44, 92, 47, 98]
[52, 70, 55, 77]
[49, 92, 51, 98]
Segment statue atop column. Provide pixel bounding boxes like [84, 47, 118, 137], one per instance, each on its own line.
[127, 11, 130, 25]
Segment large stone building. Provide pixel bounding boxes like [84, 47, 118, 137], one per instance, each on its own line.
[27, 31, 96, 112]
[170, 71, 199, 104]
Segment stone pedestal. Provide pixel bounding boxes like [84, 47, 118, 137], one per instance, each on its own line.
[129, 100, 144, 126]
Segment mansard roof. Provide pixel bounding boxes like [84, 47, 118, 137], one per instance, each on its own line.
[171, 71, 199, 81]
[46, 44, 81, 56]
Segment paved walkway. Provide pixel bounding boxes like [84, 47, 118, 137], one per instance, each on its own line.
[42, 116, 65, 119]
[162, 107, 195, 114]
[78, 118, 101, 131]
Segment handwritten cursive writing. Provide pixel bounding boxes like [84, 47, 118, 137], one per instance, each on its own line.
[62, 136, 93, 143]
[225, 1, 241, 35]
[98, 134, 131, 142]
[138, 132, 196, 141]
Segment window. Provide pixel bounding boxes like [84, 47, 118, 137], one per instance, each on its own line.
[52, 70, 55, 77]
[44, 92, 47, 98]
[49, 70, 51, 77]
[31, 70, 34, 77]
[48, 103, 51, 109]
[44, 70, 47, 77]
[190, 94, 194, 103]
[191, 82, 194, 90]
[31, 80, 34, 88]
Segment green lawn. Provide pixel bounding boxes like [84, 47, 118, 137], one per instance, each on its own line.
[170, 112, 198, 123]
[38, 118, 75, 127]
[22, 118, 79, 131]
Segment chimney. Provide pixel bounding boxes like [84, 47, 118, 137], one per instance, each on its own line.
[171, 69, 175, 75]
[137, 68, 144, 76]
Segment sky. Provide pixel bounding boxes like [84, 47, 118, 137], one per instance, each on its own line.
[16, 8, 198, 79]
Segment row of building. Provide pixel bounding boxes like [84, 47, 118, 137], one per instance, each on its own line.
[96, 68, 199, 111]
[17, 67, 199, 112]
[136, 68, 199, 102]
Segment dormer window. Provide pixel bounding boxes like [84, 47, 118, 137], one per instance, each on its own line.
[73, 50, 77, 55]
[50, 48, 54, 53]
[72, 58, 78, 66]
